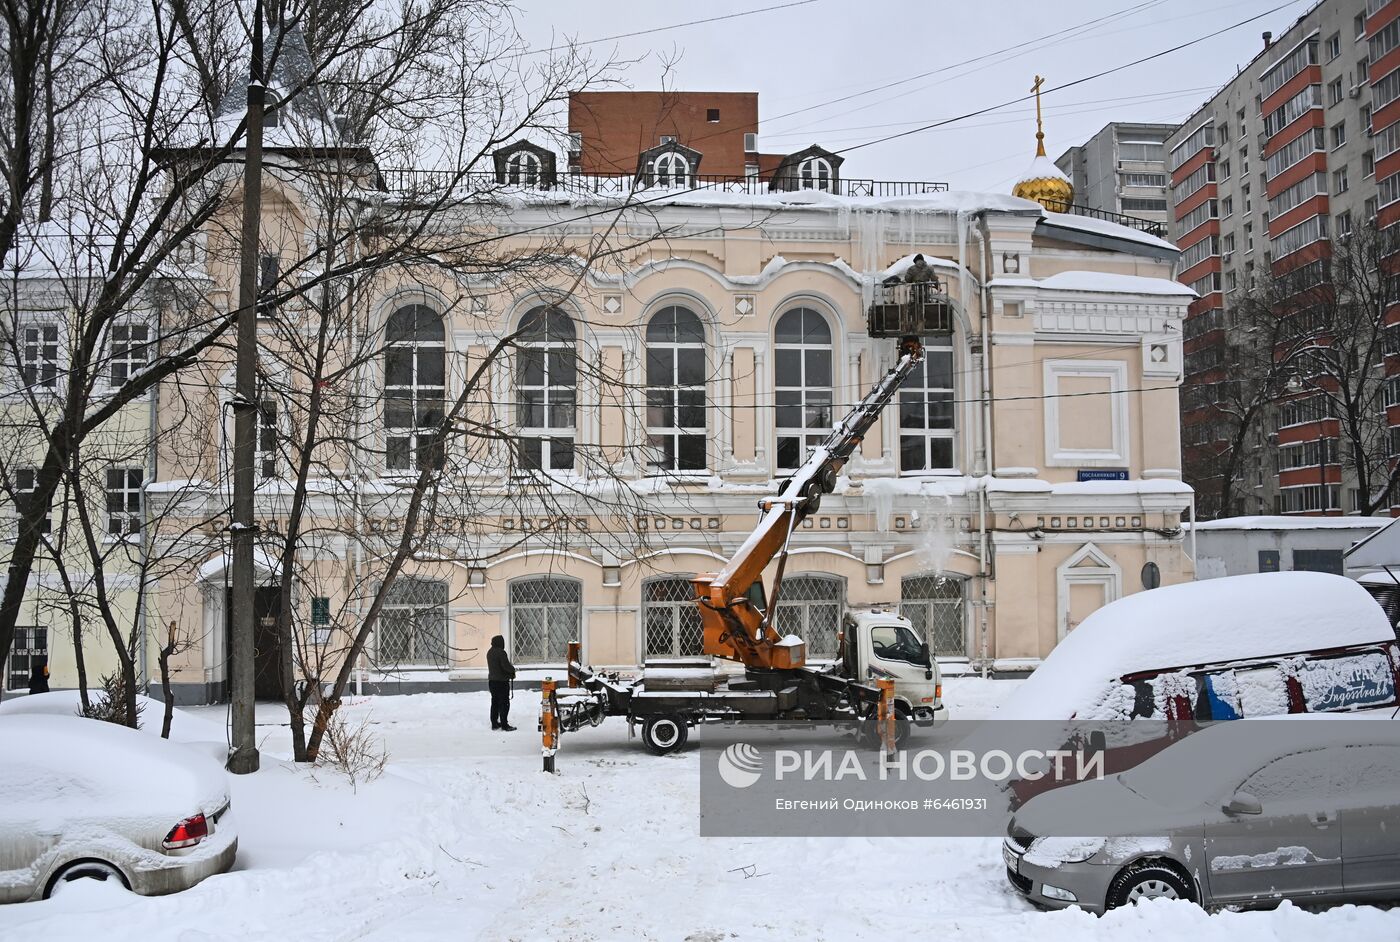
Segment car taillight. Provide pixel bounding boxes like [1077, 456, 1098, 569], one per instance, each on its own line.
[163, 813, 208, 849]
[934, 684, 942, 700]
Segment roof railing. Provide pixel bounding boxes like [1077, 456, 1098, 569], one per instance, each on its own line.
[376, 169, 950, 199]
[1039, 198, 1168, 239]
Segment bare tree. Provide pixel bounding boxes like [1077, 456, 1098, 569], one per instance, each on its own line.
[0, 0, 617, 684]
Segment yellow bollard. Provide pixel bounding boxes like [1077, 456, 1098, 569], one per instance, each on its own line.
[541, 676, 558, 773]
[876, 678, 897, 761]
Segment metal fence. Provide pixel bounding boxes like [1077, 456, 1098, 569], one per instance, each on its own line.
[376, 169, 950, 200]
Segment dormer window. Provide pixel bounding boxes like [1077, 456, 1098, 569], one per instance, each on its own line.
[492, 141, 557, 188]
[262, 91, 282, 130]
[508, 150, 541, 185]
[799, 156, 834, 191]
[652, 151, 690, 187]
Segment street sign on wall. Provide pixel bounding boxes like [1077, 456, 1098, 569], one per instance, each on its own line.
[1076, 469, 1128, 482]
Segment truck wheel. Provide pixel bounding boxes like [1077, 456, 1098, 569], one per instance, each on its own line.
[642, 714, 689, 755]
[1105, 861, 1195, 910]
[857, 713, 911, 749]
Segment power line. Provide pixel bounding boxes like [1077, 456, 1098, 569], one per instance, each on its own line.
[520, 0, 819, 56]
[753, 0, 1168, 136]
[834, 0, 1297, 157]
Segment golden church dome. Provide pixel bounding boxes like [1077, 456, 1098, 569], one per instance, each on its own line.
[1012, 74, 1074, 211]
[1012, 154, 1074, 209]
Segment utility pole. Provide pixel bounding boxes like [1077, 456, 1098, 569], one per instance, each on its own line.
[228, 1, 265, 775]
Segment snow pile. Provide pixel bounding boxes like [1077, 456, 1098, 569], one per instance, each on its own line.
[998, 572, 1394, 721]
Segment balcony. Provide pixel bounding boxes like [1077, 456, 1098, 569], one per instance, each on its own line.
[866, 282, 955, 338]
[376, 170, 950, 199]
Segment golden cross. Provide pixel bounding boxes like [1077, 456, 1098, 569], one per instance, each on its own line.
[1031, 75, 1047, 156]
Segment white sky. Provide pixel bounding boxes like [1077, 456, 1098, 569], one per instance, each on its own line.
[514, 0, 1317, 192]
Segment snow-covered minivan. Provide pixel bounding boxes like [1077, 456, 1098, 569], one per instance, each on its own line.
[997, 571, 1400, 803]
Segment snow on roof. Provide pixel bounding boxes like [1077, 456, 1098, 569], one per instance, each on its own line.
[990, 271, 1195, 297]
[0, 714, 229, 816]
[487, 185, 1045, 217]
[984, 478, 1193, 496]
[1189, 515, 1394, 531]
[997, 572, 1395, 721]
[1014, 154, 1071, 186]
[1039, 210, 1177, 252]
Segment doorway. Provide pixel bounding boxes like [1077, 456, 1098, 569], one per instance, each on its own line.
[225, 586, 285, 701]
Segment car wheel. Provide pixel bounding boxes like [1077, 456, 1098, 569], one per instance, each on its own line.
[1106, 861, 1195, 910]
[46, 860, 130, 898]
[641, 714, 689, 755]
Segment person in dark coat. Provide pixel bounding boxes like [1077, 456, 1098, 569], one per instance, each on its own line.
[903, 253, 935, 284]
[486, 635, 517, 731]
[27, 657, 49, 695]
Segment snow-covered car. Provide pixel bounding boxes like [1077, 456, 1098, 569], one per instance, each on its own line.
[1003, 716, 1400, 913]
[0, 715, 237, 902]
[997, 572, 1400, 803]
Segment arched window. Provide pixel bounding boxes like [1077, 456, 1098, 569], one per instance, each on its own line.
[772, 575, 843, 658]
[652, 151, 690, 186]
[774, 307, 833, 472]
[899, 335, 955, 472]
[645, 306, 706, 472]
[643, 576, 703, 657]
[384, 304, 445, 471]
[263, 91, 282, 130]
[510, 577, 581, 664]
[899, 574, 965, 657]
[798, 156, 833, 191]
[508, 150, 541, 185]
[378, 577, 449, 667]
[516, 306, 576, 472]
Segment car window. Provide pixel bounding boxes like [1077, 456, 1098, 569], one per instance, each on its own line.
[869, 625, 928, 665]
[1239, 748, 1335, 803]
[1334, 745, 1400, 801]
[1296, 652, 1397, 712]
[1234, 666, 1290, 716]
[1200, 671, 1241, 720]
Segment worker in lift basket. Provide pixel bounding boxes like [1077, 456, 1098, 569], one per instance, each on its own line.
[487, 635, 517, 731]
[903, 253, 936, 306]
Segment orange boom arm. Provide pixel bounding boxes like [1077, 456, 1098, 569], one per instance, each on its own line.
[691, 336, 926, 670]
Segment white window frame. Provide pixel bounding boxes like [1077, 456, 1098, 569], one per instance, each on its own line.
[898, 336, 957, 475]
[652, 151, 690, 186]
[798, 156, 834, 191]
[383, 304, 446, 473]
[507, 150, 541, 185]
[105, 466, 144, 540]
[773, 307, 835, 473]
[11, 467, 51, 539]
[13, 319, 60, 391]
[644, 305, 707, 474]
[515, 306, 577, 474]
[1042, 360, 1129, 467]
[105, 319, 151, 390]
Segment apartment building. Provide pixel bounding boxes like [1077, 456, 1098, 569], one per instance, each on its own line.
[1169, 0, 1391, 517]
[1056, 122, 1176, 227]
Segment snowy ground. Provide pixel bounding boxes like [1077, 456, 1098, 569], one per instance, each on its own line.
[7, 677, 1399, 941]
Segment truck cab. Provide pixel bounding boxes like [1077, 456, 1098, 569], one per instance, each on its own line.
[839, 609, 948, 727]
